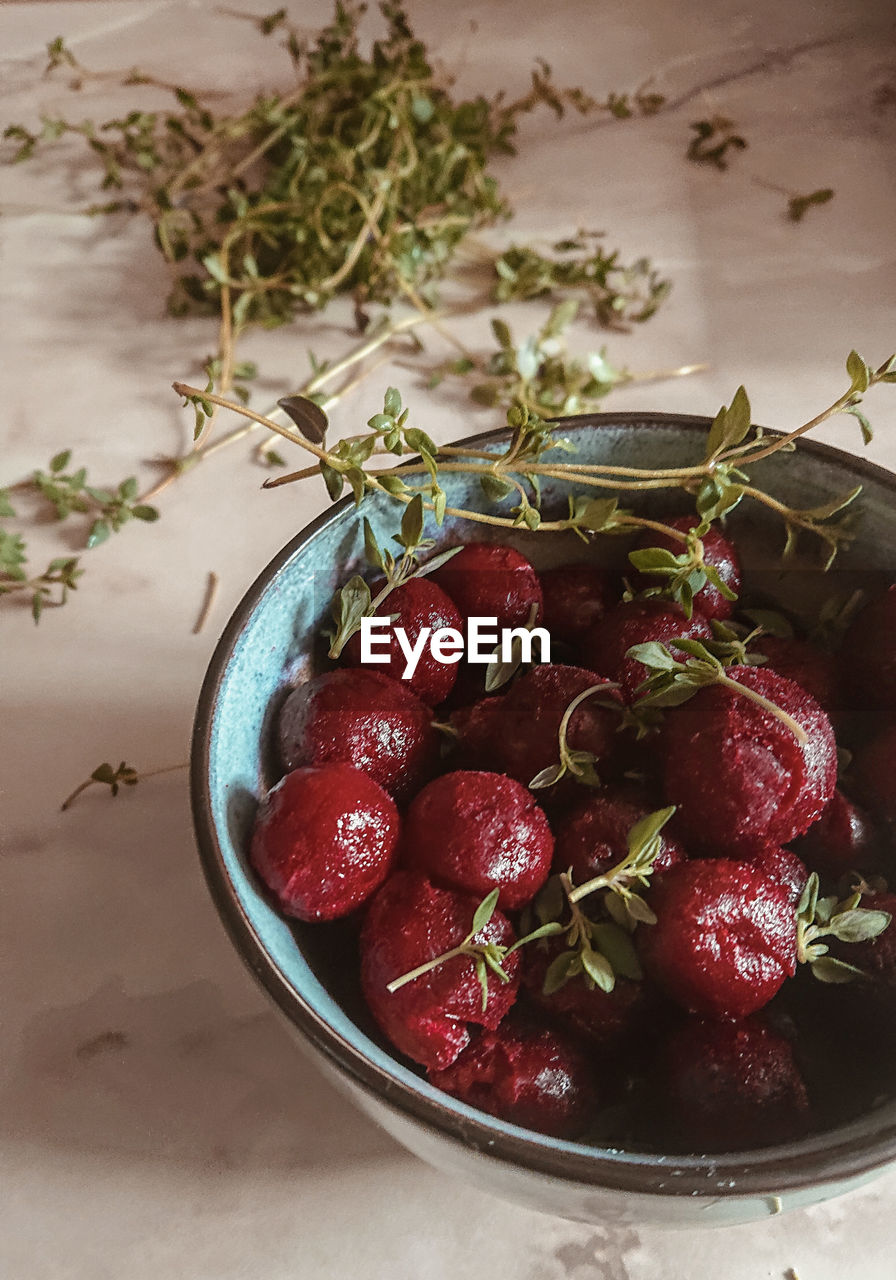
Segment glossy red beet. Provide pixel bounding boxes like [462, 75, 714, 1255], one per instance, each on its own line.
[403, 771, 554, 910]
[758, 636, 839, 724]
[850, 724, 896, 824]
[250, 765, 399, 921]
[360, 871, 520, 1070]
[659, 1017, 810, 1153]
[449, 664, 621, 803]
[660, 665, 837, 852]
[737, 842, 809, 906]
[539, 563, 617, 644]
[792, 789, 880, 879]
[523, 937, 657, 1054]
[632, 515, 742, 620]
[342, 575, 463, 705]
[840, 585, 896, 711]
[428, 1014, 595, 1138]
[429, 541, 542, 629]
[553, 789, 687, 884]
[637, 859, 797, 1018]
[581, 600, 713, 701]
[277, 668, 439, 802]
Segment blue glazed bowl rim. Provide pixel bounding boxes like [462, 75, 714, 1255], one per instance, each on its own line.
[191, 410, 896, 1199]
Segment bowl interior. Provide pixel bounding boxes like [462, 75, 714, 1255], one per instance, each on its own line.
[192, 412, 896, 1198]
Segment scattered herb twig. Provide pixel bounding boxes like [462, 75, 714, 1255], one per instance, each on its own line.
[686, 117, 748, 169]
[787, 187, 835, 222]
[192, 571, 220, 635]
[490, 234, 670, 329]
[0, 451, 158, 621]
[429, 303, 701, 418]
[60, 760, 188, 811]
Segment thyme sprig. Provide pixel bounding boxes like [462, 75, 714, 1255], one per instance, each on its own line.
[529, 682, 622, 791]
[564, 806, 676, 926]
[628, 528, 738, 620]
[429, 303, 700, 420]
[491, 234, 671, 329]
[687, 117, 748, 169]
[796, 873, 892, 983]
[175, 348, 896, 558]
[535, 873, 642, 996]
[0, 451, 158, 621]
[628, 638, 809, 742]
[522, 807, 675, 996]
[384, 887, 558, 1011]
[60, 760, 188, 811]
[326, 493, 462, 658]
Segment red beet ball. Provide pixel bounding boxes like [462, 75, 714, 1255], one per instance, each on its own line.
[277, 668, 439, 802]
[581, 600, 713, 701]
[660, 665, 837, 852]
[737, 842, 809, 906]
[360, 870, 520, 1070]
[403, 771, 554, 910]
[840, 586, 896, 712]
[428, 1014, 595, 1138]
[539, 563, 617, 644]
[632, 515, 742, 620]
[250, 765, 399, 921]
[342, 575, 463, 705]
[659, 1017, 810, 1153]
[759, 636, 839, 725]
[449, 664, 621, 804]
[429, 541, 542, 629]
[637, 859, 797, 1018]
[850, 724, 896, 824]
[792, 788, 880, 879]
[553, 789, 688, 885]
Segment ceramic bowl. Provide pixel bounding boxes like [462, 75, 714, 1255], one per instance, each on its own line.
[191, 412, 896, 1228]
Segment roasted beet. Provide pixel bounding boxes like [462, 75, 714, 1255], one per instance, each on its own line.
[448, 664, 621, 803]
[660, 665, 837, 852]
[277, 668, 439, 802]
[250, 765, 399, 921]
[631, 515, 741, 620]
[429, 1014, 595, 1137]
[737, 842, 809, 906]
[403, 770, 554, 910]
[850, 724, 896, 824]
[539, 563, 617, 644]
[342, 575, 463, 705]
[429, 541, 542, 629]
[658, 1017, 810, 1153]
[839, 585, 896, 713]
[360, 870, 520, 1070]
[792, 789, 880, 879]
[581, 600, 713, 700]
[758, 635, 840, 725]
[637, 859, 797, 1018]
[553, 789, 687, 884]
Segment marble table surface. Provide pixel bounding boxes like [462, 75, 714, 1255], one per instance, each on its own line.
[2, 0, 896, 1275]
